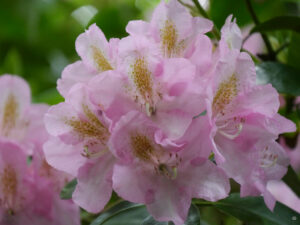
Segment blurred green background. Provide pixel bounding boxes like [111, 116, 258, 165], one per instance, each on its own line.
[0, 0, 299, 105]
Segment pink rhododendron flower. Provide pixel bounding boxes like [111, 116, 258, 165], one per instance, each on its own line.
[0, 75, 48, 154]
[109, 111, 229, 225]
[44, 83, 115, 213]
[31, 147, 80, 225]
[89, 36, 206, 142]
[0, 141, 80, 225]
[57, 24, 119, 97]
[43, 0, 297, 222]
[126, 0, 213, 74]
[206, 16, 296, 210]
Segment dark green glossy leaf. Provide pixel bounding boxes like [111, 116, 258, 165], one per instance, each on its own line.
[287, 32, 300, 70]
[91, 202, 148, 225]
[256, 62, 300, 96]
[282, 166, 300, 197]
[251, 16, 300, 34]
[209, 0, 286, 29]
[60, 178, 77, 200]
[193, 110, 207, 119]
[213, 193, 300, 225]
[142, 204, 200, 225]
[142, 216, 172, 225]
[184, 204, 201, 225]
[92, 202, 200, 225]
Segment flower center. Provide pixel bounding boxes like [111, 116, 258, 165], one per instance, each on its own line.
[260, 145, 278, 168]
[64, 105, 109, 146]
[2, 94, 19, 136]
[92, 46, 113, 72]
[216, 117, 245, 140]
[131, 134, 154, 162]
[130, 133, 180, 179]
[212, 74, 238, 117]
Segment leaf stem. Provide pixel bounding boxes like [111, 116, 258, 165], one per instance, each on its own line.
[275, 42, 290, 55]
[191, 0, 221, 40]
[245, 0, 276, 60]
[241, 48, 261, 63]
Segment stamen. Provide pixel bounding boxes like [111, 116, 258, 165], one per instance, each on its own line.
[92, 46, 113, 72]
[131, 133, 181, 179]
[2, 94, 19, 136]
[260, 146, 278, 168]
[158, 164, 177, 180]
[213, 74, 238, 116]
[217, 117, 244, 140]
[146, 102, 156, 117]
[218, 122, 243, 140]
[81, 145, 108, 158]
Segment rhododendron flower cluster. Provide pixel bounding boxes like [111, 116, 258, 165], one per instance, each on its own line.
[0, 75, 80, 225]
[43, 0, 295, 224]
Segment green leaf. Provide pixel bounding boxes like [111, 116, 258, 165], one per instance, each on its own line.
[33, 88, 64, 105]
[256, 62, 300, 96]
[282, 166, 300, 197]
[2, 48, 23, 75]
[287, 32, 300, 70]
[142, 204, 200, 225]
[184, 204, 201, 225]
[60, 178, 77, 200]
[91, 202, 200, 225]
[193, 110, 207, 119]
[251, 16, 300, 34]
[142, 217, 172, 225]
[209, 0, 286, 29]
[91, 202, 148, 225]
[213, 193, 300, 225]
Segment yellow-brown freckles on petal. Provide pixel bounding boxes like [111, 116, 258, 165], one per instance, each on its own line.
[1, 165, 17, 198]
[2, 94, 19, 136]
[131, 134, 154, 162]
[65, 105, 109, 144]
[132, 57, 153, 103]
[213, 74, 238, 115]
[92, 46, 113, 72]
[160, 20, 178, 57]
[40, 159, 53, 178]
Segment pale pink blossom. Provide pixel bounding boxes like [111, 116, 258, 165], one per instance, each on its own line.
[109, 111, 229, 225]
[0, 75, 49, 154]
[126, 0, 213, 74]
[44, 83, 115, 213]
[267, 180, 300, 213]
[89, 35, 206, 143]
[0, 141, 80, 225]
[31, 147, 80, 225]
[57, 24, 119, 97]
[206, 16, 296, 210]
